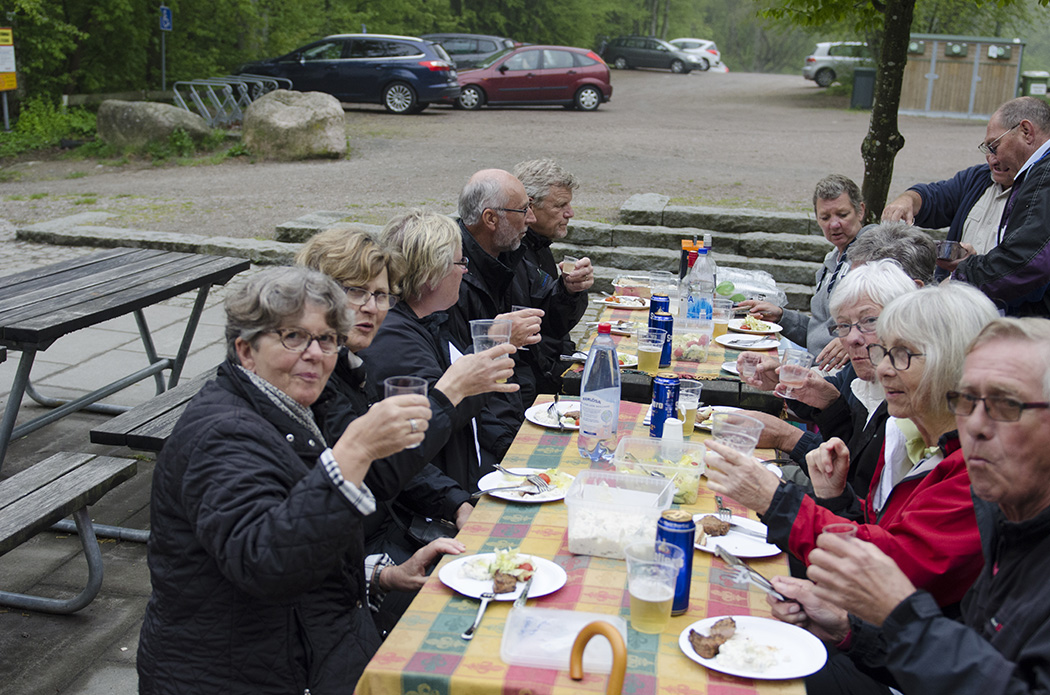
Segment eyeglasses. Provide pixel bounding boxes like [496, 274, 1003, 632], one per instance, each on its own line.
[946, 391, 1050, 422]
[266, 328, 344, 355]
[978, 123, 1020, 156]
[866, 343, 924, 370]
[494, 203, 532, 216]
[343, 287, 398, 310]
[828, 315, 880, 338]
[452, 256, 469, 269]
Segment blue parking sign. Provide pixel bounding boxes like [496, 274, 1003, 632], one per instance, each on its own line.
[160, 5, 173, 32]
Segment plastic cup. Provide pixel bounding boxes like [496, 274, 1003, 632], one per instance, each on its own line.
[561, 256, 580, 275]
[637, 327, 667, 375]
[623, 541, 683, 634]
[936, 240, 965, 261]
[650, 269, 676, 299]
[779, 347, 815, 397]
[677, 381, 703, 437]
[737, 352, 760, 379]
[383, 376, 428, 448]
[821, 523, 857, 539]
[471, 318, 513, 383]
[712, 298, 733, 339]
[710, 411, 765, 456]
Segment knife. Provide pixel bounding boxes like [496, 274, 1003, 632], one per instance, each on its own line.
[728, 522, 769, 540]
[514, 575, 534, 608]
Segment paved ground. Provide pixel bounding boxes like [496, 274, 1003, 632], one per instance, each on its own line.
[0, 69, 993, 694]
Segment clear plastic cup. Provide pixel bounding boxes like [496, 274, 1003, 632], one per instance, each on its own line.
[677, 381, 703, 437]
[779, 347, 815, 398]
[710, 411, 765, 456]
[471, 319, 513, 382]
[623, 541, 683, 634]
[383, 376, 428, 449]
[637, 327, 667, 375]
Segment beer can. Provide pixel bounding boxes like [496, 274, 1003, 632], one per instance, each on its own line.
[650, 311, 674, 368]
[649, 372, 679, 438]
[657, 509, 695, 615]
[649, 293, 670, 324]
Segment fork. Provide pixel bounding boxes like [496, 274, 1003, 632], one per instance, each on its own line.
[546, 393, 566, 432]
[461, 592, 496, 640]
[715, 495, 733, 524]
[493, 465, 553, 493]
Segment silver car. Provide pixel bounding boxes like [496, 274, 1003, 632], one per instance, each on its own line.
[601, 36, 695, 74]
[668, 38, 722, 72]
[802, 41, 872, 88]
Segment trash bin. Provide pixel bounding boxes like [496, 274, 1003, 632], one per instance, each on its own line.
[1020, 71, 1050, 97]
[851, 67, 876, 109]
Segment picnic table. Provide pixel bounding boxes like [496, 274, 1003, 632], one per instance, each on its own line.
[0, 247, 249, 470]
[356, 398, 808, 695]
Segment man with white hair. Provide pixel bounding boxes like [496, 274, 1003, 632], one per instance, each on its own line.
[767, 317, 1050, 694]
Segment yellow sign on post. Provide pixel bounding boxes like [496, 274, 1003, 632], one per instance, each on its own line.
[0, 27, 16, 92]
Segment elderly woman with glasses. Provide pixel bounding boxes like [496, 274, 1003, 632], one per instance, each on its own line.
[297, 224, 514, 632]
[360, 209, 520, 492]
[705, 282, 997, 610]
[138, 266, 442, 694]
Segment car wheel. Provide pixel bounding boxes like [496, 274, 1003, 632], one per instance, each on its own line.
[670, 59, 686, 73]
[698, 58, 710, 71]
[383, 82, 417, 114]
[815, 68, 835, 88]
[574, 85, 602, 111]
[613, 57, 629, 70]
[457, 85, 484, 110]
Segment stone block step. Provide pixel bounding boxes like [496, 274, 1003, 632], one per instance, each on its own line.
[619, 193, 818, 236]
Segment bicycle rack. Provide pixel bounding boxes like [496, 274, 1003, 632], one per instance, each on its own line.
[172, 75, 292, 127]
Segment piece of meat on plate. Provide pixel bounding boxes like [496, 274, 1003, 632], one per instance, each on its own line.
[492, 570, 518, 594]
[700, 515, 730, 537]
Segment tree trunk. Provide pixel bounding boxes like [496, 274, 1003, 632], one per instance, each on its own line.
[860, 0, 917, 223]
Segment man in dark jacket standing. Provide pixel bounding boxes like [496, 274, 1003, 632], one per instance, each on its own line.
[514, 158, 594, 394]
[765, 317, 1050, 695]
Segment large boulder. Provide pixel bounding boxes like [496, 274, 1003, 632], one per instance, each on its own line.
[242, 90, 346, 160]
[96, 100, 211, 149]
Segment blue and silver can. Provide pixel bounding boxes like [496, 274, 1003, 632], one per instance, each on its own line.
[650, 311, 674, 368]
[657, 509, 695, 615]
[649, 372, 679, 438]
[649, 293, 670, 325]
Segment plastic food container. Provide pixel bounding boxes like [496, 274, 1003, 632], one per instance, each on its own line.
[612, 274, 652, 299]
[565, 469, 675, 559]
[613, 436, 706, 505]
[501, 607, 628, 673]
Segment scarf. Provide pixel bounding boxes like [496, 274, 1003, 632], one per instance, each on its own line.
[236, 364, 327, 448]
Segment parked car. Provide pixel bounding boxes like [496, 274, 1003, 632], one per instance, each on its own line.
[668, 38, 722, 71]
[235, 33, 459, 114]
[420, 33, 518, 69]
[600, 36, 695, 74]
[455, 45, 612, 111]
[803, 41, 872, 88]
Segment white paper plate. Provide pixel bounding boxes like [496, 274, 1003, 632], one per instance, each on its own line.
[679, 615, 827, 680]
[728, 318, 783, 335]
[476, 468, 573, 503]
[721, 361, 740, 375]
[693, 514, 781, 558]
[524, 401, 580, 430]
[439, 553, 567, 601]
[596, 296, 650, 310]
[618, 354, 639, 368]
[694, 405, 742, 431]
[716, 334, 780, 351]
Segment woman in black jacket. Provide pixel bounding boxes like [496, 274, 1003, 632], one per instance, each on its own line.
[137, 267, 454, 694]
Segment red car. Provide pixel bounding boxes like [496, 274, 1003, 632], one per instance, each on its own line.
[455, 45, 612, 111]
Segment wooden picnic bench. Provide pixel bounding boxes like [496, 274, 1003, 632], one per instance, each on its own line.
[0, 451, 137, 614]
[0, 247, 249, 470]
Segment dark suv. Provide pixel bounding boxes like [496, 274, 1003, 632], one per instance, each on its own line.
[420, 33, 518, 69]
[600, 36, 695, 74]
[236, 34, 459, 114]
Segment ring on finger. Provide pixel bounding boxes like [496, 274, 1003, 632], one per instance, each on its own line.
[409, 418, 418, 434]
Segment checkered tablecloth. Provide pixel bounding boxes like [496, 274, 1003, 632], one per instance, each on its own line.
[356, 400, 806, 695]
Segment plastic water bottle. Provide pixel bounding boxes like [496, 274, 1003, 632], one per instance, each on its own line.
[578, 322, 621, 462]
[685, 247, 715, 319]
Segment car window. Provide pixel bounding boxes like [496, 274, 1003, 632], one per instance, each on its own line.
[679, 41, 699, 50]
[301, 41, 344, 61]
[443, 38, 475, 54]
[349, 40, 418, 58]
[503, 50, 541, 71]
[478, 40, 497, 52]
[574, 52, 598, 67]
[626, 39, 644, 49]
[542, 50, 575, 69]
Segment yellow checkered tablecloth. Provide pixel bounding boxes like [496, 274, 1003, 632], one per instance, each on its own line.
[356, 400, 806, 695]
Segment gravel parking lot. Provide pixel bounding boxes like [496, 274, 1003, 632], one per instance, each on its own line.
[2, 71, 988, 237]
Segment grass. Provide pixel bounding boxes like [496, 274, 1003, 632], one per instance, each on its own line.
[65, 171, 88, 179]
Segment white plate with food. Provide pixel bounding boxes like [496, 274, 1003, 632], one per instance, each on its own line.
[596, 295, 650, 310]
[679, 615, 827, 680]
[716, 334, 780, 351]
[476, 468, 575, 503]
[524, 401, 581, 430]
[728, 318, 783, 335]
[693, 514, 781, 558]
[586, 319, 641, 336]
[720, 361, 740, 376]
[618, 354, 639, 368]
[694, 405, 742, 431]
[439, 551, 567, 601]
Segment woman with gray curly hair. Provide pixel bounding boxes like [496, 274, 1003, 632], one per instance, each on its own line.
[137, 266, 444, 694]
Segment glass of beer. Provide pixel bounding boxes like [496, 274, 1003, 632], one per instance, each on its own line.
[636, 327, 667, 375]
[712, 298, 733, 339]
[623, 541, 683, 634]
[677, 381, 703, 437]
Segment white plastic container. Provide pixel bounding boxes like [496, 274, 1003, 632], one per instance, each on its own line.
[501, 607, 627, 674]
[613, 436, 706, 505]
[564, 470, 675, 559]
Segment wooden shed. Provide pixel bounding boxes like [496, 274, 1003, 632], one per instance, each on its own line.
[899, 33, 1025, 120]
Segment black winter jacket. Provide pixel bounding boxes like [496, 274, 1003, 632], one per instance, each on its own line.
[138, 360, 381, 694]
